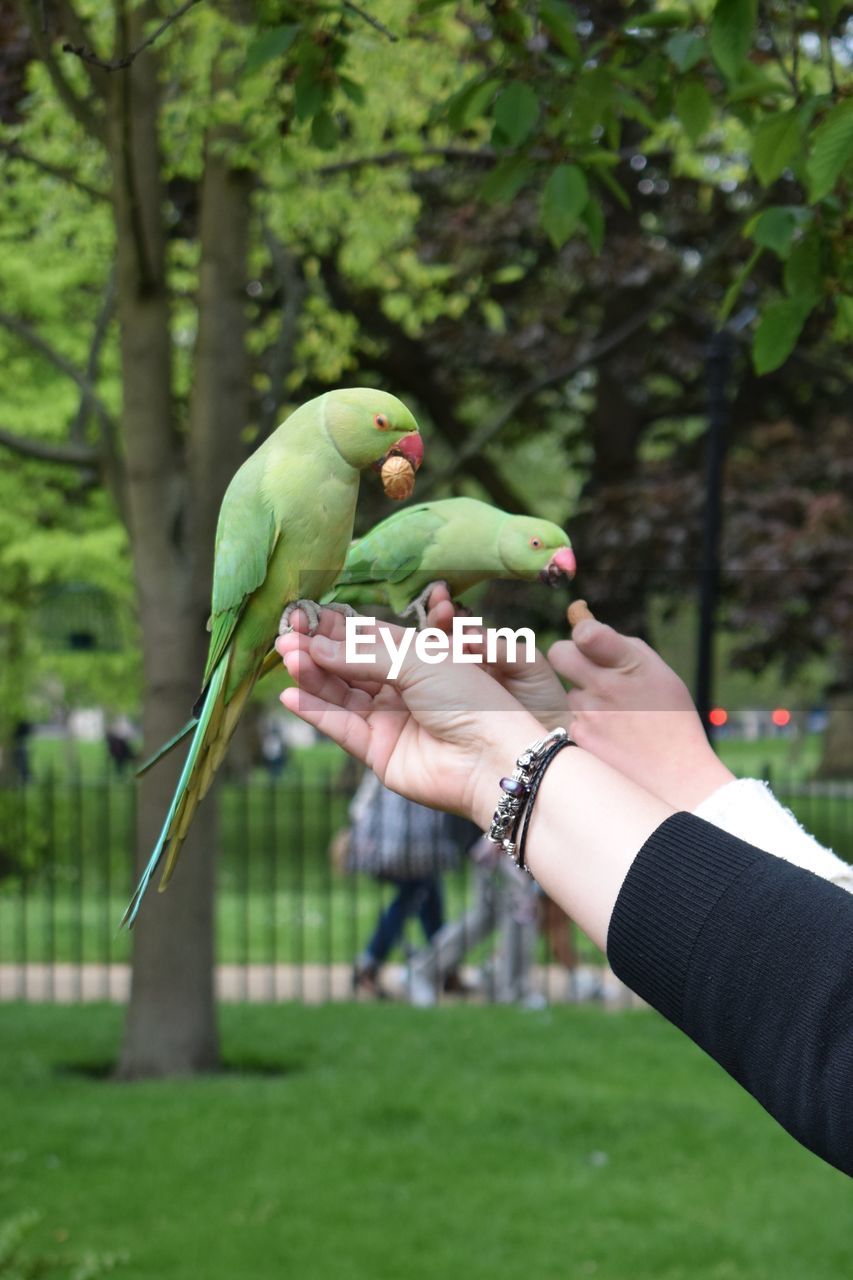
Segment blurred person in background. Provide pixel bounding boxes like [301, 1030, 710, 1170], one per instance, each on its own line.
[344, 771, 471, 999]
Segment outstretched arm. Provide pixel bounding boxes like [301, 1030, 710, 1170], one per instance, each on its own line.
[277, 611, 853, 1178]
[276, 609, 669, 950]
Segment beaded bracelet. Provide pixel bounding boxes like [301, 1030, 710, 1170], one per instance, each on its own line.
[485, 728, 575, 874]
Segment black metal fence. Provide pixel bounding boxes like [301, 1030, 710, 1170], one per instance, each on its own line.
[1, 756, 851, 1005]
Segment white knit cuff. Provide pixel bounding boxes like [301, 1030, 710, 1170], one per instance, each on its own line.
[693, 777, 853, 893]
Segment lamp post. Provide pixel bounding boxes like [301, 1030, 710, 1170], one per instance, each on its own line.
[695, 329, 733, 742]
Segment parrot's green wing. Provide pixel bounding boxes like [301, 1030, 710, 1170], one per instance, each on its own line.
[337, 503, 446, 588]
[203, 465, 279, 690]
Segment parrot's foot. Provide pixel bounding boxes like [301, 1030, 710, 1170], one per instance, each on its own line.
[324, 602, 359, 620]
[401, 581, 450, 630]
[279, 599, 323, 636]
[278, 599, 360, 637]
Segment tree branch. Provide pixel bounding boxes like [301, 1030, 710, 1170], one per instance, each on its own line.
[256, 227, 306, 444]
[343, 1, 398, 42]
[0, 309, 118, 436]
[54, 0, 112, 97]
[0, 426, 99, 467]
[418, 215, 764, 497]
[69, 274, 117, 445]
[313, 145, 497, 178]
[66, 272, 131, 524]
[765, 21, 799, 100]
[0, 140, 109, 201]
[21, 0, 105, 141]
[62, 0, 203, 71]
[318, 258, 530, 512]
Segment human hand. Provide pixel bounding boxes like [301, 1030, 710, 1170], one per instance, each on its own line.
[423, 584, 569, 730]
[548, 617, 734, 811]
[275, 608, 543, 828]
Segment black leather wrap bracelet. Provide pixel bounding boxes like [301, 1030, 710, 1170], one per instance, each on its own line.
[485, 728, 575, 875]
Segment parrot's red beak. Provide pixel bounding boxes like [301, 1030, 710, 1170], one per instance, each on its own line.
[539, 546, 577, 586]
[394, 432, 424, 472]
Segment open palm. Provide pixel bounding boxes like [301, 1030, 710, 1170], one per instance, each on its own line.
[276, 608, 542, 827]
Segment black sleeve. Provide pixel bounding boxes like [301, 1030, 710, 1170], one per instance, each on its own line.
[607, 811, 853, 1178]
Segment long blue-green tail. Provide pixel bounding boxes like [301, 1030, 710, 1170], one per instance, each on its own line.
[120, 659, 228, 929]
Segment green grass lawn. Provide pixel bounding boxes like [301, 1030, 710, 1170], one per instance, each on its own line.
[715, 732, 825, 782]
[0, 1004, 850, 1280]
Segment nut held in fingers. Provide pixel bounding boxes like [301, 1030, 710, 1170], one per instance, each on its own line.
[567, 599, 594, 628]
[381, 455, 416, 501]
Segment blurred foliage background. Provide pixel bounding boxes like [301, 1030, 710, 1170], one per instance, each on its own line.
[0, 0, 850, 750]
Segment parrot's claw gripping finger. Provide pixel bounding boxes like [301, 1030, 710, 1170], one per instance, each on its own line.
[324, 602, 359, 620]
[401, 581, 450, 631]
[279, 599, 323, 636]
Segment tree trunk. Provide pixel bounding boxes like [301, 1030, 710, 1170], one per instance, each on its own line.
[109, 24, 224, 1077]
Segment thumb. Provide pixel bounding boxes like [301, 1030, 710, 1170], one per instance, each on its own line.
[571, 619, 639, 671]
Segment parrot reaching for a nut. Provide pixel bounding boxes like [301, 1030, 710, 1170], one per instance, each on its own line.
[122, 388, 424, 927]
[328, 497, 576, 626]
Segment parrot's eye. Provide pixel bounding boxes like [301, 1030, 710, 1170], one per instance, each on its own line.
[529, 537, 543, 549]
[374, 413, 391, 430]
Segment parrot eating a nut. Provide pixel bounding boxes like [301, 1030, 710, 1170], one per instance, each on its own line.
[122, 388, 423, 926]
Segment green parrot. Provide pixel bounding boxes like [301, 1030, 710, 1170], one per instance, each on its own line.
[329, 497, 576, 625]
[122, 388, 424, 927]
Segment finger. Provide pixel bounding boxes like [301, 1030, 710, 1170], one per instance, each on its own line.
[425, 596, 456, 635]
[307, 623, 523, 719]
[570, 619, 640, 671]
[276, 621, 392, 694]
[547, 640, 608, 690]
[427, 582, 452, 610]
[282, 646, 381, 717]
[281, 685, 372, 762]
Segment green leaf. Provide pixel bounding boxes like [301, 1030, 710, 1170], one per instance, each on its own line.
[724, 70, 789, 104]
[481, 156, 534, 204]
[594, 165, 631, 210]
[675, 80, 713, 142]
[580, 194, 605, 255]
[339, 76, 365, 106]
[541, 163, 589, 248]
[752, 298, 811, 374]
[709, 0, 756, 81]
[244, 25, 299, 77]
[570, 67, 613, 138]
[666, 32, 706, 72]
[718, 246, 762, 326]
[294, 69, 325, 121]
[751, 110, 802, 186]
[747, 206, 800, 258]
[784, 232, 822, 305]
[540, 0, 581, 62]
[807, 99, 853, 202]
[311, 110, 338, 150]
[832, 295, 853, 342]
[446, 76, 500, 130]
[626, 9, 690, 28]
[492, 83, 540, 147]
